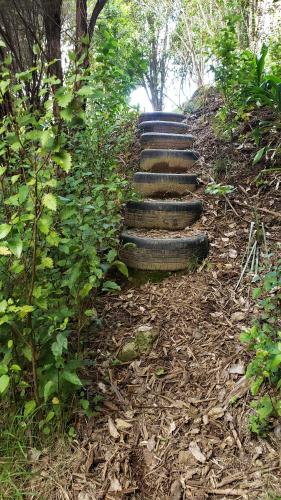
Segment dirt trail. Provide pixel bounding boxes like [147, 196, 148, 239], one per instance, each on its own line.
[33, 100, 281, 499]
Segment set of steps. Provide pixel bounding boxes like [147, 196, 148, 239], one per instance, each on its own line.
[119, 112, 209, 271]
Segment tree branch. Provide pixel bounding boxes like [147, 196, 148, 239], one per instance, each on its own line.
[88, 0, 109, 41]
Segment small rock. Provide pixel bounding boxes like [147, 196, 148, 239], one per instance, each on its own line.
[118, 342, 138, 362]
[135, 325, 159, 353]
[118, 325, 159, 361]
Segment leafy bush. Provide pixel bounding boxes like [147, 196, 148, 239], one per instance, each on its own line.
[210, 16, 281, 167]
[0, 43, 138, 428]
[241, 259, 281, 435]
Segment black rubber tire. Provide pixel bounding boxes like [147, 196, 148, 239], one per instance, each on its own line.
[119, 231, 209, 271]
[139, 112, 185, 124]
[124, 200, 203, 230]
[133, 172, 198, 197]
[140, 149, 199, 173]
[140, 133, 194, 150]
[138, 120, 188, 135]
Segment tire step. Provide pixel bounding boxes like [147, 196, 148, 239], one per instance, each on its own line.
[133, 172, 198, 197]
[138, 120, 188, 135]
[141, 149, 199, 173]
[124, 200, 203, 230]
[139, 111, 185, 124]
[140, 132, 194, 150]
[119, 230, 209, 271]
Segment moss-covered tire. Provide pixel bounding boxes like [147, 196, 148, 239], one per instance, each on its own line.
[119, 231, 209, 270]
[140, 149, 199, 173]
[140, 133, 194, 150]
[124, 200, 203, 230]
[133, 172, 198, 197]
[138, 120, 188, 135]
[139, 111, 185, 124]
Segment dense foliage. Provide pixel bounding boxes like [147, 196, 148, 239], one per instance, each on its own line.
[0, 1, 145, 429]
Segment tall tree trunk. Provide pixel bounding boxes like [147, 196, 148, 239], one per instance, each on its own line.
[42, 0, 63, 83]
[75, 0, 109, 71]
[76, 0, 88, 61]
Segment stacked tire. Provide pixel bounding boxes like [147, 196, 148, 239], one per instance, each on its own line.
[119, 111, 209, 271]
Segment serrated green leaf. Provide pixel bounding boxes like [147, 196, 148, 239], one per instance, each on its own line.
[40, 129, 55, 150]
[77, 86, 94, 97]
[53, 151, 72, 173]
[18, 185, 29, 204]
[42, 193, 57, 211]
[56, 90, 73, 108]
[38, 215, 52, 235]
[60, 107, 74, 122]
[40, 256, 53, 269]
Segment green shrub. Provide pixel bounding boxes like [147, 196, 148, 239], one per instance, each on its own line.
[0, 45, 138, 428]
[241, 259, 281, 435]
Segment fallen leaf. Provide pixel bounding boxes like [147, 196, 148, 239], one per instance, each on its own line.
[109, 476, 122, 492]
[147, 435, 156, 452]
[231, 311, 246, 322]
[170, 479, 183, 500]
[185, 468, 199, 480]
[229, 248, 238, 258]
[228, 362, 245, 375]
[203, 415, 209, 425]
[28, 448, 41, 462]
[97, 382, 107, 393]
[208, 406, 225, 419]
[189, 441, 206, 463]
[178, 450, 197, 466]
[108, 417, 119, 439]
[168, 421, 176, 435]
[115, 418, 132, 431]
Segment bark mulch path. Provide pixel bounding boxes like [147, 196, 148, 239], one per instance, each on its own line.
[31, 101, 281, 499]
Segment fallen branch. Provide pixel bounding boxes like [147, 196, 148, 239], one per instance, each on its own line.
[233, 199, 281, 219]
[206, 488, 249, 496]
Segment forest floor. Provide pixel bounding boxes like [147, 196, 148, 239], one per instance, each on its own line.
[31, 94, 281, 499]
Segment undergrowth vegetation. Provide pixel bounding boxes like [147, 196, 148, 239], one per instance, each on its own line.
[204, 13, 281, 433]
[211, 19, 281, 167]
[0, 3, 144, 439]
[241, 259, 281, 435]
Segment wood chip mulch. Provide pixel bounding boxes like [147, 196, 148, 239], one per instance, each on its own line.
[31, 98, 281, 499]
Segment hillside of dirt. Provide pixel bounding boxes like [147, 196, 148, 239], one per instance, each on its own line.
[31, 93, 281, 500]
